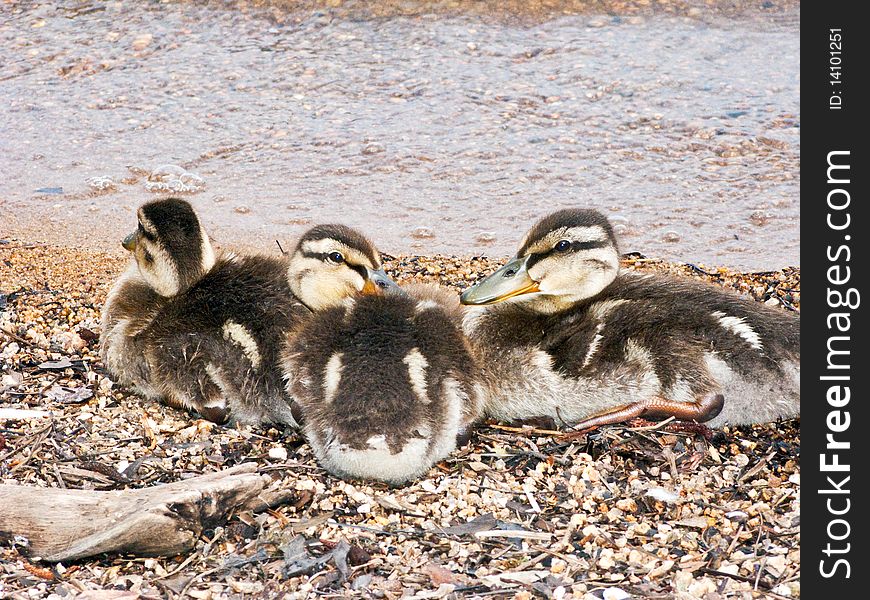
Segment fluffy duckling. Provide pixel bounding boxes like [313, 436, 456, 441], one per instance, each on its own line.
[460, 209, 799, 429]
[100, 197, 396, 426]
[283, 283, 482, 485]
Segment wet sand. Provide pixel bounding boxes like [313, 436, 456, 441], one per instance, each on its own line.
[1, 0, 799, 270]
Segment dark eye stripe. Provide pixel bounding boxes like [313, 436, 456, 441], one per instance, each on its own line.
[300, 250, 369, 280]
[572, 240, 611, 251]
[348, 263, 368, 281]
[301, 251, 331, 261]
[525, 239, 612, 268]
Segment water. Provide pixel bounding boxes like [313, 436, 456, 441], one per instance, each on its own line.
[0, 1, 800, 269]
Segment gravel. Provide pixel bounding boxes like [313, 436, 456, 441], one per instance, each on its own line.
[1, 241, 799, 599]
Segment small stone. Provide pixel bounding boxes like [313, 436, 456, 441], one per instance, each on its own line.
[725, 510, 749, 523]
[474, 232, 497, 244]
[688, 577, 717, 597]
[1, 342, 20, 359]
[615, 498, 637, 512]
[662, 231, 681, 243]
[268, 446, 287, 461]
[672, 569, 693, 592]
[601, 588, 630, 600]
[132, 33, 153, 51]
[750, 210, 771, 226]
[362, 143, 385, 155]
[645, 487, 680, 504]
[411, 227, 436, 240]
[1, 372, 23, 388]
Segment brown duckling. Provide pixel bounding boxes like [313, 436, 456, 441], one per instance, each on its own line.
[100, 197, 396, 426]
[283, 283, 482, 485]
[460, 208, 799, 429]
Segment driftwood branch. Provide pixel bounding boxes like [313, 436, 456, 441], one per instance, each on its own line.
[0, 463, 293, 562]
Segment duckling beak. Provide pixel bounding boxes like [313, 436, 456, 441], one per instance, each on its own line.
[460, 255, 540, 305]
[361, 267, 403, 295]
[122, 232, 137, 252]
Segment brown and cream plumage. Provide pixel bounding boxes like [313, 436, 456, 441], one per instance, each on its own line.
[283, 283, 482, 485]
[100, 198, 396, 426]
[460, 208, 800, 429]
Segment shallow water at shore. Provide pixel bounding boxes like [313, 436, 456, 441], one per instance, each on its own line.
[0, 0, 799, 269]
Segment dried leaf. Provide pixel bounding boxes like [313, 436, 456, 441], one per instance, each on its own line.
[422, 563, 464, 586]
[442, 513, 498, 535]
[347, 544, 372, 567]
[37, 358, 74, 370]
[45, 385, 93, 404]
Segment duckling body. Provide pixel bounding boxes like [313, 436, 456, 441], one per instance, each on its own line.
[283, 283, 482, 485]
[101, 199, 397, 426]
[461, 209, 799, 429]
[101, 199, 303, 425]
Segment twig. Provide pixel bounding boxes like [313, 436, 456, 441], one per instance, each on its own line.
[0, 326, 29, 346]
[488, 423, 563, 437]
[683, 263, 720, 278]
[627, 416, 676, 431]
[699, 568, 772, 590]
[739, 450, 777, 483]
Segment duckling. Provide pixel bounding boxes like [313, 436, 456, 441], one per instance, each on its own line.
[282, 282, 482, 485]
[100, 197, 397, 426]
[459, 208, 799, 429]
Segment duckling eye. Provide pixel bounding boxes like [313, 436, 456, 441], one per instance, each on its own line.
[555, 240, 572, 252]
[327, 251, 345, 264]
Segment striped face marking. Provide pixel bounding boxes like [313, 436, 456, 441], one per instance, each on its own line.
[519, 224, 620, 309]
[711, 311, 763, 350]
[134, 210, 182, 296]
[131, 201, 215, 297]
[288, 231, 383, 311]
[521, 225, 613, 258]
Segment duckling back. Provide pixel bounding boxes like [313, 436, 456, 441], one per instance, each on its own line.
[465, 272, 799, 428]
[141, 254, 307, 425]
[283, 286, 481, 485]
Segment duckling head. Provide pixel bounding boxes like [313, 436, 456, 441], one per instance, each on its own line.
[287, 224, 400, 311]
[122, 198, 216, 297]
[461, 209, 619, 313]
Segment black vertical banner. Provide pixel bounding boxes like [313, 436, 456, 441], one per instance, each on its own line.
[803, 5, 867, 596]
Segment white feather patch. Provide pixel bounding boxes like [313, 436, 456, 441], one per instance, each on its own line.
[624, 338, 654, 371]
[711, 311, 763, 350]
[587, 298, 630, 320]
[222, 320, 262, 368]
[582, 330, 604, 369]
[403, 348, 430, 404]
[323, 352, 344, 403]
[415, 300, 440, 313]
